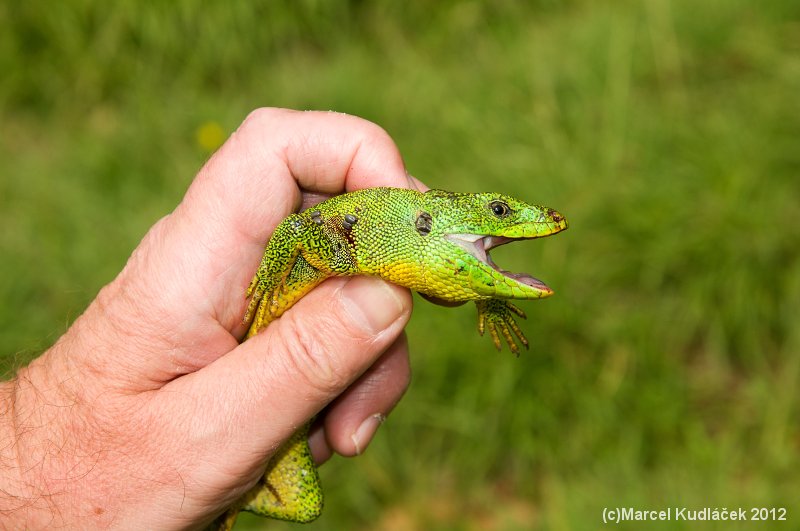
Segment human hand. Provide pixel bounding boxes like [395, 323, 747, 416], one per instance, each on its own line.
[0, 109, 417, 528]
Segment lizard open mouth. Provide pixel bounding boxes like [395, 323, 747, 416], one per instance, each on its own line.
[445, 234, 552, 292]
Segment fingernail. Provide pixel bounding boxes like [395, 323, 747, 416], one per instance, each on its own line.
[405, 171, 419, 190]
[340, 276, 405, 334]
[405, 171, 427, 192]
[351, 413, 386, 455]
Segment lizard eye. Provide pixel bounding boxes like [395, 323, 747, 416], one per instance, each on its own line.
[489, 200, 511, 218]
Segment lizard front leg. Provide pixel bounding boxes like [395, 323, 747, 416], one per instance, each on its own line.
[244, 213, 334, 338]
[475, 299, 529, 355]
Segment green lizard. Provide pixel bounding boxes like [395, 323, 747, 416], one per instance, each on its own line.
[216, 187, 567, 529]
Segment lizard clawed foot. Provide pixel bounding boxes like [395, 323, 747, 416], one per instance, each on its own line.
[476, 299, 529, 355]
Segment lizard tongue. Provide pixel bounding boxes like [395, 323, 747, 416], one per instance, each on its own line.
[481, 236, 551, 291]
[444, 232, 552, 292]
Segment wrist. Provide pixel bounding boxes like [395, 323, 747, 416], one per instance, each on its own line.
[0, 365, 70, 526]
[0, 290, 213, 529]
[0, 319, 119, 528]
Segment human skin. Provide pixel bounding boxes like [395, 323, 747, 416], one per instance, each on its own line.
[0, 108, 418, 529]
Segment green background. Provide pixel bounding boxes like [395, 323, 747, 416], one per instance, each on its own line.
[2, 1, 798, 529]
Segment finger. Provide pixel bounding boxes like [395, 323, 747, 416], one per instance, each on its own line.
[300, 168, 429, 210]
[182, 108, 411, 243]
[164, 276, 413, 482]
[308, 421, 333, 465]
[310, 333, 410, 462]
[406, 173, 429, 192]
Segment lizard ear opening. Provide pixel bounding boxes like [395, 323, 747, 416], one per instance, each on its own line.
[415, 211, 432, 236]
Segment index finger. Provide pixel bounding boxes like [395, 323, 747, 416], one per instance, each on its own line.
[180, 108, 414, 243]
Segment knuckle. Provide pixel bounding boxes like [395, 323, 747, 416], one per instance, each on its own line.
[353, 119, 395, 151]
[274, 313, 353, 397]
[241, 106, 280, 129]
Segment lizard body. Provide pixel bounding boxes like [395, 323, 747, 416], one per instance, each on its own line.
[218, 187, 567, 528]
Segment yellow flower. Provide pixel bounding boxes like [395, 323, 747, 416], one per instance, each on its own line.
[196, 121, 226, 152]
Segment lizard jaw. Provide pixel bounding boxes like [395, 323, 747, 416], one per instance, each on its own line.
[445, 233, 553, 294]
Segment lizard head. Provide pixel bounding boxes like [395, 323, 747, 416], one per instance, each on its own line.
[422, 190, 568, 300]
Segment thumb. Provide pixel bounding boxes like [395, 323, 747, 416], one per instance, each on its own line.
[172, 275, 412, 463]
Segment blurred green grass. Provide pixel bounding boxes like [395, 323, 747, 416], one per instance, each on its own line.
[2, 0, 799, 529]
